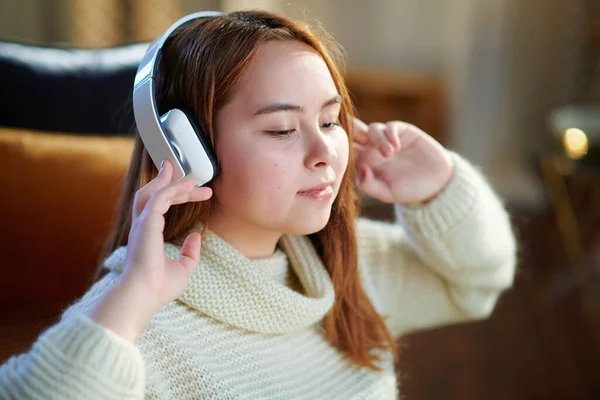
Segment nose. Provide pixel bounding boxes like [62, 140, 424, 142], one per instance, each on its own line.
[304, 126, 338, 169]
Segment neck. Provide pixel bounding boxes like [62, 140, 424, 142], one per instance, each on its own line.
[206, 213, 282, 259]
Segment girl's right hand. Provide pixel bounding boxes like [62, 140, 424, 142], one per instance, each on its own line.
[122, 159, 213, 311]
[89, 160, 212, 341]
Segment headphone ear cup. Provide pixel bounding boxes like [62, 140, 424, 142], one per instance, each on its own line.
[177, 108, 219, 175]
[132, 11, 225, 186]
[160, 108, 219, 186]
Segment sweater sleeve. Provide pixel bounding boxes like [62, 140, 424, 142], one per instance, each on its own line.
[0, 276, 146, 399]
[357, 151, 517, 337]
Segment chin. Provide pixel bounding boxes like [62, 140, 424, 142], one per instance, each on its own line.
[285, 208, 333, 236]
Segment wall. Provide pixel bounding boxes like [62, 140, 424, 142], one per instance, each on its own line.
[2, 0, 581, 206]
[272, 0, 552, 206]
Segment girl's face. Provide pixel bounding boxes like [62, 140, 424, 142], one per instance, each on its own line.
[211, 39, 349, 238]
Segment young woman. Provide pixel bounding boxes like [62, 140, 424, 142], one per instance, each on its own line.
[0, 10, 516, 400]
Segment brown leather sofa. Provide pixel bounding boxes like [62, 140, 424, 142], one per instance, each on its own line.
[0, 42, 144, 359]
[0, 41, 150, 313]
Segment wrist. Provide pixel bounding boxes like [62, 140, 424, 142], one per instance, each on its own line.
[400, 185, 446, 209]
[401, 157, 455, 209]
[89, 278, 157, 343]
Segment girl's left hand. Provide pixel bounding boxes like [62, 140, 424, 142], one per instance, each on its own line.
[353, 117, 454, 205]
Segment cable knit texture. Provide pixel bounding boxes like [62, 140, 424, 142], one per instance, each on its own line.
[0, 151, 517, 399]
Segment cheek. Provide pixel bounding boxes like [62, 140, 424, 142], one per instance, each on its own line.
[215, 143, 293, 203]
[335, 133, 350, 172]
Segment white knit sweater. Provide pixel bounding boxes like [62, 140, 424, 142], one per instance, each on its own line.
[0, 152, 517, 399]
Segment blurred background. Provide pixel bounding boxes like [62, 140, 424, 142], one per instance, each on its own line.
[0, 0, 599, 398]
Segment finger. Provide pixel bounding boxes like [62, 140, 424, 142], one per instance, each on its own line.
[384, 121, 405, 151]
[352, 142, 386, 169]
[169, 186, 213, 206]
[395, 123, 423, 148]
[357, 164, 394, 203]
[356, 163, 372, 186]
[133, 160, 173, 219]
[368, 123, 395, 158]
[352, 142, 366, 156]
[178, 232, 202, 270]
[352, 117, 370, 145]
[144, 178, 197, 217]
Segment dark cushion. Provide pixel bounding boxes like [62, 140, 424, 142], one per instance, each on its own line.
[0, 41, 148, 135]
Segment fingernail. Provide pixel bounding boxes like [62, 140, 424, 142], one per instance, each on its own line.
[357, 167, 364, 184]
[380, 145, 390, 157]
[160, 160, 165, 170]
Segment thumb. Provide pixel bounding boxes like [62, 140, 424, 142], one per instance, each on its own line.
[178, 232, 202, 271]
[357, 164, 394, 203]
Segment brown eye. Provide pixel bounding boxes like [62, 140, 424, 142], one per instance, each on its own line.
[321, 121, 340, 130]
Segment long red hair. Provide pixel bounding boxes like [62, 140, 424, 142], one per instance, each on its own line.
[98, 10, 397, 370]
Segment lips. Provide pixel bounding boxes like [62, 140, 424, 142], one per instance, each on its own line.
[297, 181, 335, 201]
[298, 181, 335, 194]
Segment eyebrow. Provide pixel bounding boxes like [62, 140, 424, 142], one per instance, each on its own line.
[253, 95, 341, 116]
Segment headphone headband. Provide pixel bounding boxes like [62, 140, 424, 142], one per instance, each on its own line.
[132, 11, 224, 185]
[134, 11, 224, 89]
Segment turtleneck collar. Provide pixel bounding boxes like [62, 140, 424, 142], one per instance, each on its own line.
[103, 230, 335, 335]
[249, 247, 289, 284]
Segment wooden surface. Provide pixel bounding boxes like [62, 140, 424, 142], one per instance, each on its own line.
[589, 25, 600, 44]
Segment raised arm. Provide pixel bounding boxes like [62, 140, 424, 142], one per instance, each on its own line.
[357, 152, 517, 336]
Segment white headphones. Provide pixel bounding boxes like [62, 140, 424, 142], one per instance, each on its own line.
[132, 11, 224, 186]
